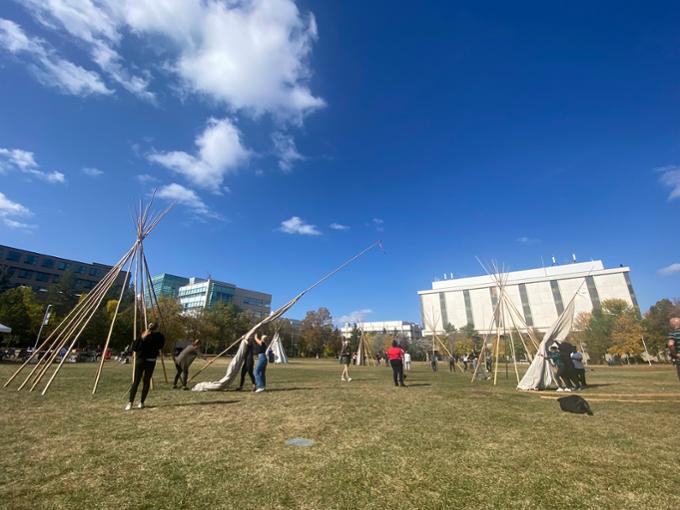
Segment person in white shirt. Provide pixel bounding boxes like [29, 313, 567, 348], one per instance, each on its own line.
[404, 351, 412, 371]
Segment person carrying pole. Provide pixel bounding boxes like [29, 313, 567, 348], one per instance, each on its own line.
[173, 339, 201, 390]
[126, 322, 165, 410]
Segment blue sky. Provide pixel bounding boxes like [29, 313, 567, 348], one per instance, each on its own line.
[0, 1, 678, 324]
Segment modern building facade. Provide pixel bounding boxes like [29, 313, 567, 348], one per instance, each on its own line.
[0, 244, 124, 297]
[418, 260, 638, 335]
[149, 274, 271, 318]
[340, 320, 423, 340]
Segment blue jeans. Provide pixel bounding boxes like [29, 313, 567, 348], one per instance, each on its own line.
[254, 353, 268, 389]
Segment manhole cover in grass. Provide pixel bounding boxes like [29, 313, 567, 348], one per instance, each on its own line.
[285, 437, 315, 447]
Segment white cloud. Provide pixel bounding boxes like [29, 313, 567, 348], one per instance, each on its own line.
[148, 118, 250, 193]
[0, 192, 36, 230]
[516, 236, 541, 245]
[82, 167, 103, 177]
[369, 217, 384, 232]
[658, 263, 680, 276]
[0, 147, 65, 183]
[135, 173, 159, 184]
[0, 18, 113, 97]
[156, 183, 219, 219]
[272, 132, 304, 171]
[279, 216, 320, 236]
[17, 0, 324, 118]
[658, 165, 680, 200]
[19, 2, 154, 101]
[329, 222, 349, 231]
[336, 309, 374, 325]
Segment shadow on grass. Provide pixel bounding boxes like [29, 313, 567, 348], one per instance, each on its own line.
[263, 387, 316, 393]
[401, 383, 431, 388]
[159, 399, 241, 408]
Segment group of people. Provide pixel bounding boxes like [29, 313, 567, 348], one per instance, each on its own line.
[339, 339, 409, 386]
[546, 343, 586, 392]
[125, 325, 271, 410]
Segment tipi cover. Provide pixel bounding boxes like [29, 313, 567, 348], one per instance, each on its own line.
[517, 298, 577, 391]
[268, 332, 288, 364]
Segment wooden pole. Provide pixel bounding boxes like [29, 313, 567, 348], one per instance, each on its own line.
[142, 252, 168, 383]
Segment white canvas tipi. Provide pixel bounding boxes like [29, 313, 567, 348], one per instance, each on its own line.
[268, 332, 288, 364]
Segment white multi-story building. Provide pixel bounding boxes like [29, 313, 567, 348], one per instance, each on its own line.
[340, 320, 423, 340]
[418, 260, 638, 335]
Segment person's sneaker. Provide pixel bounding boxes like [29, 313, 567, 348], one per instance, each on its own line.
[341, 376, 346, 382]
[183, 387, 189, 391]
[556, 388, 565, 392]
[235, 387, 243, 391]
[172, 385, 178, 390]
[124, 402, 132, 411]
[347, 377, 352, 382]
[255, 388, 265, 393]
[137, 402, 145, 409]
[564, 388, 572, 392]
[400, 383, 406, 387]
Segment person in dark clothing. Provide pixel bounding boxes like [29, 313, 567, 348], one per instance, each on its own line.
[237, 338, 256, 391]
[173, 339, 201, 390]
[387, 340, 406, 387]
[253, 334, 268, 393]
[126, 323, 165, 410]
[339, 339, 352, 382]
[668, 317, 680, 382]
[548, 344, 571, 392]
[448, 354, 456, 372]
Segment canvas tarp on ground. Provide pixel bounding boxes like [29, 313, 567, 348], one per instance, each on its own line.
[268, 332, 287, 364]
[0, 323, 11, 334]
[516, 298, 577, 391]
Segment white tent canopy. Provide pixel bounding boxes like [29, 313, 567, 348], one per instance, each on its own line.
[268, 332, 288, 364]
[0, 323, 11, 334]
[516, 298, 577, 391]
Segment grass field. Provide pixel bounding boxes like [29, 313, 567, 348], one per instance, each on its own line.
[2, 359, 680, 510]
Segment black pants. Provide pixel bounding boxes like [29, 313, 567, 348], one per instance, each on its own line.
[576, 368, 587, 386]
[174, 363, 189, 388]
[239, 360, 255, 388]
[390, 359, 404, 386]
[129, 358, 156, 403]
[449, 361, 455, 372]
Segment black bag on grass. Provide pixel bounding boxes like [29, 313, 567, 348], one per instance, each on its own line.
[558, 395, 593, 416]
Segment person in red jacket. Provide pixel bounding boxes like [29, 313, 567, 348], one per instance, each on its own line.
[386, 340, 406, 387]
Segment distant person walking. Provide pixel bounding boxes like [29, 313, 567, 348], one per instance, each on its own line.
[253, 334, 269, 393]
[668, 317, 680, 382]
[431, 353, 438, 372]
[387, 340, 406, 387]
[237, 337, 256, 391]
[404, 351, 412, 371]
[173, 339, 201, 390]
[126, 323, 165, 410]
[462, 354, 469, 372]
[448, 354, 456, 372]
[340, 339, 352, 382]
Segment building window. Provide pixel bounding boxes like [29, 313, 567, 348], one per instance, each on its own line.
[57, 261, 70, 270]
[41, 258, 54, 268]
[463, 289, 474, 327]
[17, 269, 34, 279]
[518, 283, 534, 327]
[550, 280, 564, 315]
[25, 254, 38, 265]
[75, 265, 84, 274]
[89, 267, 98, 276]
[585, 276, 600, 310]
[623, 272, 639, 311]
[7, 251, 21, 262]
[35, 272, 50, 282]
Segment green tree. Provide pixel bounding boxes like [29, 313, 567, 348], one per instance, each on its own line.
[298, 307, 334, 357]
[608, 313, 644, 361]
[48, 268, 78, 316]
[0, 287, 44, 344]
[583, 299, 635, 363]
[642, 299, 680, 355]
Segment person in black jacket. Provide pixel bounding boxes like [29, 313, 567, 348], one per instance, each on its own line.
[126, 322, 165, 410]
[237, 337, 256, 391]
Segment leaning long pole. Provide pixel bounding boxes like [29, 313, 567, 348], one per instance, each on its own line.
[190, 240, 383, 381]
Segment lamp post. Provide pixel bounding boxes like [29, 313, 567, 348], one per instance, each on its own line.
[33, 304, 52, 350]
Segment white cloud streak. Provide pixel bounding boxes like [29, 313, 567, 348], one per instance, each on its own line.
[329, 223, 349, 231]
[336, 308, 374, 325]
[0, 192, 36, 230]
[82, 166, 103, 177]
[156, 183, 220, 219]
[516, 236, 541, 245]
[658, 263, 680, 276]
[280, 216, 320, 236]
[148, 118, 250, 193]
[272, 131, 304, 171]
[658, 165, 680, 200]
[0, 147, 65, 183]
[0, 18, 113, 97]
